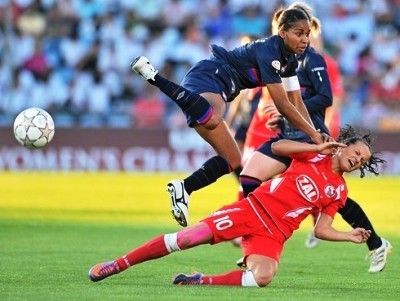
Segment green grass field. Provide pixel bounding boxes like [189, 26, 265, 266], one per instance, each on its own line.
[0, 172, 398, 301]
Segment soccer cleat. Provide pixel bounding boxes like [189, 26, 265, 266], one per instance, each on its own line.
[304, 231, 320, 248]
[167, 180, 190, 227]
[236, 257, 246, 268]
[89, 261, 120, 282]
[368, 238, 392, 272]
[173, 272, 204, 285]
[130, 56, 158, 81]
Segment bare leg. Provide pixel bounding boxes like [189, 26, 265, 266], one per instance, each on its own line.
[240, 151, 287, 196]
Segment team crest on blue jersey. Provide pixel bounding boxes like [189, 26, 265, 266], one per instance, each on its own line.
[324, 184, 336, 198]
[272, 60, 280, 70]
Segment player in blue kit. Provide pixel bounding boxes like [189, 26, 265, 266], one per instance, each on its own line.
[131, 8, 325, 227]
[238, 2, 392, 273]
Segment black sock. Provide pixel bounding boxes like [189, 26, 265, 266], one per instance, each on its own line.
[232, 165, 243, 181]
[183, 156, 232, 195]
[152, 74, 213, 124]
[338, 197, 382, 250]
[239, 175, 262, 197]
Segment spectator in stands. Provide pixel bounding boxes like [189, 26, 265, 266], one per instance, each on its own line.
[132, 84, 165, 128]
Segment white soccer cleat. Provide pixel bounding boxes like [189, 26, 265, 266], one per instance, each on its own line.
[130, 56, 158, 81]
[236, 256, 246, 268]
[368, 237, 392, 272]
[232, 237, 242, 248]
[305, 231, 320, 249]
[167, 179, 190, 227]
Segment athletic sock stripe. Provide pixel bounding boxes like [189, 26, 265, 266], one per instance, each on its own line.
[213, 156, 233, 173]
[240, 175, 261, 185]
[197, 107, 213, 124]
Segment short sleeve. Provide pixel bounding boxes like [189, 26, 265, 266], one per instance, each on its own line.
[321, 198, 346, 219]
[255, 44, 282, 85]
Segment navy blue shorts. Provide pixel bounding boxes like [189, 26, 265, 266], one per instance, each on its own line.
[256, 136, 293, 167]
[180, 59, 237, 125]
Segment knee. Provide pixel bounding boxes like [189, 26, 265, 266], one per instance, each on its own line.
[252, 269, 275, 287]
[246, 257, 278, 287]
[229, 156, 242, 170]
[201, 114, 222, 130]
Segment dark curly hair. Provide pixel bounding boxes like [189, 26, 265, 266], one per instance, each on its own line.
[337, 124, 386, 178]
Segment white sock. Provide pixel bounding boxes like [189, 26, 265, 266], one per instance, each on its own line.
[241, 269, 259, 287]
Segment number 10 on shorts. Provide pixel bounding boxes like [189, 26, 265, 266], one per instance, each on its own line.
[213, 215, 233, 230]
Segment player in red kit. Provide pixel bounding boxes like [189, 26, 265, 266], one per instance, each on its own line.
[89, 125, 385, 287]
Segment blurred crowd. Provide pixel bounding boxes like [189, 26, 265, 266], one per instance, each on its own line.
[1, 0, 400, 131]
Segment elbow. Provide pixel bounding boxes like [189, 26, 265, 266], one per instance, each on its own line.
[313, 230, 323, 240]
[313, 227, 326, 240]
[325, 96, 333, 107]
[271, 141, 281, 155]
[320, 94, 333, 107]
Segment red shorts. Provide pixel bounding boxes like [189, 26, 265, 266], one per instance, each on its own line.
[201, 198, 286, 262]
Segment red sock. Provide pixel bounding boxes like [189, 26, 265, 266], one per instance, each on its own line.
[203, 270, 243, 286]
[116, 235, 168, 271]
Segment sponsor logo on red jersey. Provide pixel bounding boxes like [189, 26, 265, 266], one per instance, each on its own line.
[296, 175, 319, 202]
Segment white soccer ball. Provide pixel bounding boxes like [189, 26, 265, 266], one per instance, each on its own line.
[13, 107, 55, 149]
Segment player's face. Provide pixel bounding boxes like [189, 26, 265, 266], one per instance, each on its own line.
[279, 20, 311, 54]
[338, 141, 371, 173]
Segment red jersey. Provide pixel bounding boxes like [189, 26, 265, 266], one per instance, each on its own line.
[250, 152, 347, 239]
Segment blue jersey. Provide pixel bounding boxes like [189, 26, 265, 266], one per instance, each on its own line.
[280, 46, 332, 141]
[181, 35, 298, 103]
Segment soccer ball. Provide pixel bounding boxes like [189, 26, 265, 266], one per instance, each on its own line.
[13, 107, 55, 149]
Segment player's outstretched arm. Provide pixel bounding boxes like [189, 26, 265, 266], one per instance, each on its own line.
[314, 213, 370, 243]
[271, 140, 346, 156]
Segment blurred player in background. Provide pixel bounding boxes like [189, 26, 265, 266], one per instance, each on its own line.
[131, 8, 324, 228]
[89, 125, 385, 287]
[237, 2, 392, 272]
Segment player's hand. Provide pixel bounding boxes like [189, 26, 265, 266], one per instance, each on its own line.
[266, 115, 283, 131]
[312, 129, 335, 144]
[316, 141, 347, 155]
[310, 132, 326, 144]
[263, 103, 280, 116]
[262, 103, 283, 132]
[321, 133, 334, 143]
[348, 228, 371, 244]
